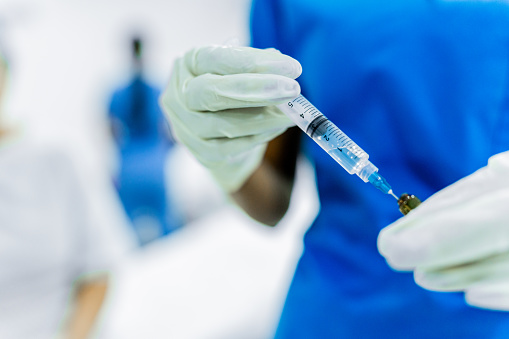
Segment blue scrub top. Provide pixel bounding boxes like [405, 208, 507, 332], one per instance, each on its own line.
[109, 76, 180, 239]
[251, 0, 509, 338]
[109, 75, 166, 148]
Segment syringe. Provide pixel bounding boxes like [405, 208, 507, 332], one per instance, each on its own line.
[277, 95, 397, 199]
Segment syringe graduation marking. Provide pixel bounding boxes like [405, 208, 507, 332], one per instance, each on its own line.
[292, 96, 357, 150]
[306, 116, 328, 136]
[289, 98, 351, 146]
[278, 95, 394, 196]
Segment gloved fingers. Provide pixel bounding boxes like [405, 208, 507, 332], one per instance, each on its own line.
[465, 280, 509, 311]
[198, 106, 294, 138]
[167, 92, 293, 139]
[185, 73, 301, 112]
[201, 129, 287, 162]
[487, 150, 509, 175]
[162, 57, 296, 138]
[159, 45, 300, 193]
[172, 122, 271, 192]
[185, 45, 302, 78]
[413, 252, 509, 292]
[207, 143, 268, 193]
[378, 187, 509, 271]
[171, 117, 287, 166]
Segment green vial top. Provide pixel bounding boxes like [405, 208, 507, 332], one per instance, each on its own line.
[397, 193, 421, 215]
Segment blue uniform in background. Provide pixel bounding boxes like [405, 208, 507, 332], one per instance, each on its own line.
[251, 0, 509, 337]
[109, 75, 180, 244]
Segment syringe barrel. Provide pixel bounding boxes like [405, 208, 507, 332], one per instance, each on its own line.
[277, 95, 373, 181]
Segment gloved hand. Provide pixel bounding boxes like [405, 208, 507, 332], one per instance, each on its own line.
[378, 151, 509, 311]
[160, 45, 301, 192]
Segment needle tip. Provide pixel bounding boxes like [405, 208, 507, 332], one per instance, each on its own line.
[389, 190, 398, 200]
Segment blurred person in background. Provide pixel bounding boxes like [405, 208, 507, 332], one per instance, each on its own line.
[108, 35, 181, 245]
[161, 0, 509, 338]
[0, 47, 134, 339]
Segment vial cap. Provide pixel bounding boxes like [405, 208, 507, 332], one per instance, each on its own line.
[398, 193, 421, 215]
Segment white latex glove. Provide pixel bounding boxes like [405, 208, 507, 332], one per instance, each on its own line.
[160, 45, 301, 192]
[378, 151, 509, 311]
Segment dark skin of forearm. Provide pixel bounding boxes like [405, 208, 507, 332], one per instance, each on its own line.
[231, 127, 301, 226]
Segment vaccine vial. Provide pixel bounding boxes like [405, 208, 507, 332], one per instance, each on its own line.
[397, 193, 421, 215]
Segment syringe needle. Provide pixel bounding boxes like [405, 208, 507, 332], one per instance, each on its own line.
[389, 190, 398, 200]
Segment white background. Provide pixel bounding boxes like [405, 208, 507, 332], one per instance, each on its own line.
[0, 1, 319, 338]
[0, 0, 251, 174]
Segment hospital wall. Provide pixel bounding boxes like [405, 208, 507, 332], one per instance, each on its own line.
[0, 1, 320, 338]
[0, 0, 251, 179]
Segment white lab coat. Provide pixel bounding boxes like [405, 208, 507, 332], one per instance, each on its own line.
[0, 134, 135, 339]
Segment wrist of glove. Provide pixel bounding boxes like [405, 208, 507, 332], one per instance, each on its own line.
[378, 151, 509, 311]
[160, 46, 301, 192]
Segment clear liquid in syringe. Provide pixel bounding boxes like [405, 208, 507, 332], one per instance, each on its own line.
[277, 95, 397, 198]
